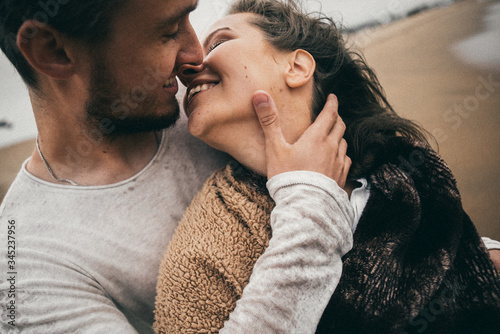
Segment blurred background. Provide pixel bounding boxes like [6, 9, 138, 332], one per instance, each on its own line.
[1, 0, 499, 239]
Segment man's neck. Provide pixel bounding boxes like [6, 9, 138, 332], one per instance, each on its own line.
[27, 124, 162, 186]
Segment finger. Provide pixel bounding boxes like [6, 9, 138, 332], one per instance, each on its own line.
[334, 139, 347, 180]
[310, 94, 339, 136]
[338, 138, 348, 158]
[334, 140, 349, 187]
[328, 114, 346, 144]
[252, 90, 287, 147]
[339, 156, 352, 188]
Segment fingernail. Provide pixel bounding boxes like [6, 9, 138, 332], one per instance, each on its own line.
[253, 94, 269, 109]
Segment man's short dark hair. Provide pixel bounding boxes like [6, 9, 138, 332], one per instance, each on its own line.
[0, 0, 128, 89]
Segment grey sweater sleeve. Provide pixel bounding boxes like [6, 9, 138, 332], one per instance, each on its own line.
[220, 171, 355, 334]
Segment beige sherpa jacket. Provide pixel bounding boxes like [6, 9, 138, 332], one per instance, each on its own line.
[154, 163, 274, 334]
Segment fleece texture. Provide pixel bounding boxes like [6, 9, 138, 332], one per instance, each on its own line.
[155, 164, 273, 333]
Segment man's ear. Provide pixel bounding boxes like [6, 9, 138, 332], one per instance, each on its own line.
[284, 49, 316, 89]
[17, 20, 74, 80]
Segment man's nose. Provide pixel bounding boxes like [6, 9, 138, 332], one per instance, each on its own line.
[176, 18, 204, 87]
[178, 63, 205, 87]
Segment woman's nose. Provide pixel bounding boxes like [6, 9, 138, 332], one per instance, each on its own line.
[178, 63, 205, 87]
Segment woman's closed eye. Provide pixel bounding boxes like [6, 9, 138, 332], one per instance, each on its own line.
[207, 39, 228, 55]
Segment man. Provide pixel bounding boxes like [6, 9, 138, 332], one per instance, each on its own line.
[0, 0, 355, 332]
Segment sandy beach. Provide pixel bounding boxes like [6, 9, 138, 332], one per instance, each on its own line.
[347, 0, 500, 240]
[1, 0, 499, 239]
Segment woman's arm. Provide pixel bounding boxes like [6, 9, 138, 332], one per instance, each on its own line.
[220, 171, 354, 334]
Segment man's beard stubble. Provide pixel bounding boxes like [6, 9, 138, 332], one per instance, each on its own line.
[84, 58, 180, 138]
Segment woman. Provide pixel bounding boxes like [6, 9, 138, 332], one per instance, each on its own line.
[154, 0, 500, 333]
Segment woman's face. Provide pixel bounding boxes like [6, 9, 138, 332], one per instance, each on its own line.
[181, 13, 313, 173]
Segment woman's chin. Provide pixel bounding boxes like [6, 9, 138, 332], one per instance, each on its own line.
[186, 113, 208, 139]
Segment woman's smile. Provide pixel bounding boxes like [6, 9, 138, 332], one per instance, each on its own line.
[187, 82, 219, 105]
[184, 76, 221, 116]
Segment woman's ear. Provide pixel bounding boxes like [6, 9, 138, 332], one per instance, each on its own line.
[284, 49, 316, 89]
[17, 20, 75, 80]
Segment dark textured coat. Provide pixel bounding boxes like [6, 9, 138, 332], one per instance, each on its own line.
[317, 138, 500, 333]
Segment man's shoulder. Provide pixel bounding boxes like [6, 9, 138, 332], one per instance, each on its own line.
[0, 164, 34, 216]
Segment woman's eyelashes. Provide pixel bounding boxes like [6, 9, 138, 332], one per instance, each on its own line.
[206, 39, 228, 55]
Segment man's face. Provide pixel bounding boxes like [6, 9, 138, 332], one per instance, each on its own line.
[85, 0, 202, 135]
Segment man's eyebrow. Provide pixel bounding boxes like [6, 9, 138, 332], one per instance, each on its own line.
[155, 3, 198, 31]
[203, 27, 233, 48]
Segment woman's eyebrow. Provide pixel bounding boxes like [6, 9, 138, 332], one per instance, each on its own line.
[203, 27, 233, 48]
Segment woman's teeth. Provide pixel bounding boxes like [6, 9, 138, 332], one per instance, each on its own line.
[188, 83, 217, 102]
[164, 77, 176, 87]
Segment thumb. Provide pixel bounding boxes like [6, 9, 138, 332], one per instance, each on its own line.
[252, 90, 286, 146]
